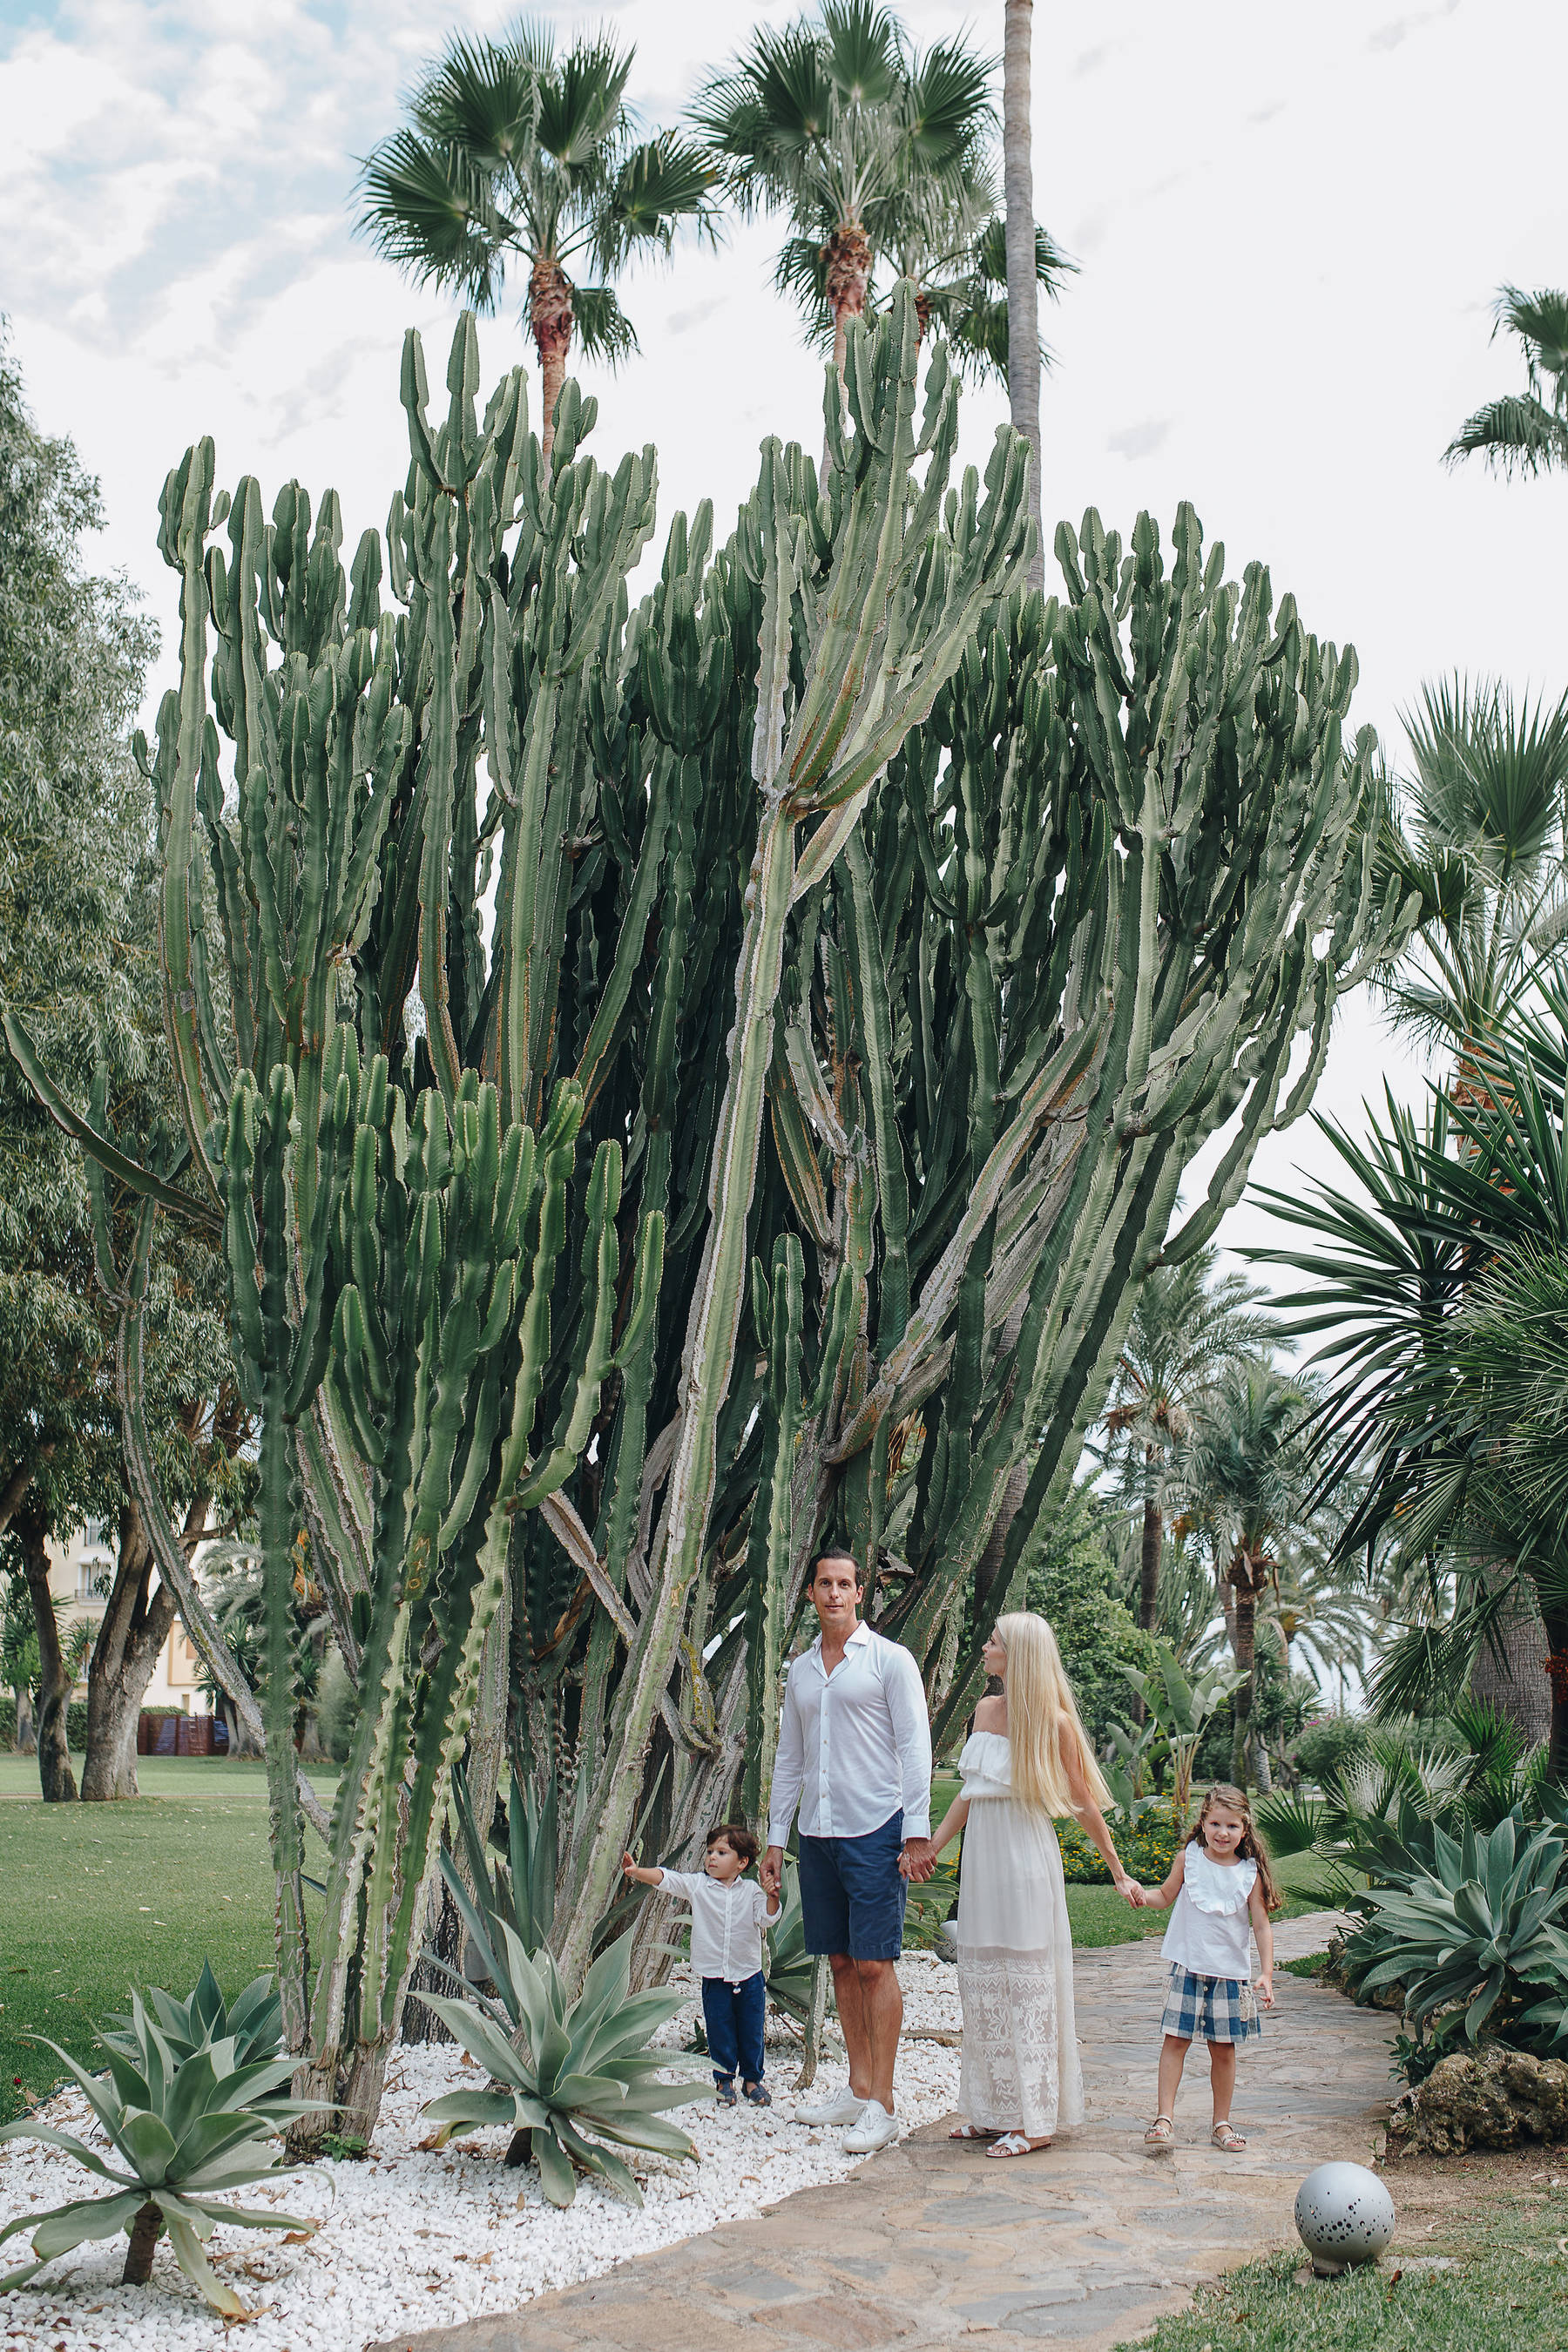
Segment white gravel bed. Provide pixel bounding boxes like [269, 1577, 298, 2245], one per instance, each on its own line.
[0, 1956, 962, 2351]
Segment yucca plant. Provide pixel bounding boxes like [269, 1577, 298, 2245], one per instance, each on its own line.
[419, 1923, 703, 2206]
[0, 1995, 320, 2316]
[100, 1962, 282, 2072]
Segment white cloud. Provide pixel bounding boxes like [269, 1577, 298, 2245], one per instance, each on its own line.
[3, 0, 1566, 1281]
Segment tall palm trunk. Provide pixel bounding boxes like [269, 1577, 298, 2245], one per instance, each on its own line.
[1227, 1545, 1267, 1788]
[17, 1495, 77, 1803]
[1004, 0, 1043, 593]
[1470, 1569, 1551, 1747]
[1139, 1452, 1163, 1633]
[529, 254, 575, 463]
[821, 220, 873, 483]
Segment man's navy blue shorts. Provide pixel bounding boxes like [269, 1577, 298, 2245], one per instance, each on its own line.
[798, 1810, 908, 1960]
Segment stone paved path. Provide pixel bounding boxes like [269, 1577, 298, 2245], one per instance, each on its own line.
[371, 1914, 1392, 2352]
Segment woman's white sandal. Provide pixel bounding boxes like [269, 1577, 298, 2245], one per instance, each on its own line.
[948, 2122, 997, 2141]
[984, 2131, 1051, 2159]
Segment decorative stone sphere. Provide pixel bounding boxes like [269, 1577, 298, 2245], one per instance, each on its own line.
[1294, 2163, 1396, 2274]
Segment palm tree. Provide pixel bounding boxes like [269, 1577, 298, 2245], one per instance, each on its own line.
[693, 0, 1060, 459]
[1176, 1364, 1316, 1788]
[1446, 286, 1568, 478]
[1250, 1000, 1568, 1770]
[1378, 675, 1568, 1072]
[355, 24, 718, 459]
[1004, 0, 1043, 592]
[1101, 1248, 1275, 1636]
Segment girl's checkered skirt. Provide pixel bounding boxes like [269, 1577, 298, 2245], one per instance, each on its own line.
[1159, 1963, 1260, 2044]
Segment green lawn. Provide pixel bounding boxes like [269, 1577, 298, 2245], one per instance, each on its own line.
[1111, 2182, 1568, 2352]
[0, 1761, 336, 2126]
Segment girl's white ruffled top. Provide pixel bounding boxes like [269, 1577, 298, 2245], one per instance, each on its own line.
[1160, 1845, 1257, 1980]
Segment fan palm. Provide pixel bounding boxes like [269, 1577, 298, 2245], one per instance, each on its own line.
[355, 24, 718, 458]
[1446, 286, 1568, 479]
[1377, 676, 1568, 1071]
[1100, 1247, 1276, 1634]
[1175, 1364, 1317, 1788]
[1252, 1000, 1568, 1774]
[693, 2, 1059, 433]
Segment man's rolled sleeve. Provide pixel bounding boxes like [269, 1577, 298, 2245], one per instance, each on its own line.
[883, 1645, 933, 1839]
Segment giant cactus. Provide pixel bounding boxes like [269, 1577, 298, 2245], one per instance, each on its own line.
[10, 286, 1406, 2142]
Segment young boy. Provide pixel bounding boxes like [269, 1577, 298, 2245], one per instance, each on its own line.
[623, 1822, 781, 2106]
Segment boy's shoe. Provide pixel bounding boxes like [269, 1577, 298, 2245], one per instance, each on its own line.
[714, 2078, 737, 2106]
[843, 2099, 900, 2154]
[742, 2082, 772, 2107]
[796, 2087, 867, 2126]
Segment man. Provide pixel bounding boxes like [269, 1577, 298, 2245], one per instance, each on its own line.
[762, 1552, 934, 2153]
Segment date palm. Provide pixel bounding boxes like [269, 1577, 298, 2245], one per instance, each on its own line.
[355, 24, 717, 458]
[1176, 1364, 1316, 1788]
[1446, 286, 1568, 479]
[692, 2, 997, 413]
[1100, 1247, 1275, 1636]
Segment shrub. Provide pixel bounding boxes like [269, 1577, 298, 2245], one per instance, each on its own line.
[1058, 1801, 1183, 1887]
[1293, 1713, 1371, 1789]
[0, 1696, 13, 1750]
[66, 1700, 88, 1753]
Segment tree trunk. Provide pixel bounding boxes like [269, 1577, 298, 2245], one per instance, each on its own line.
[81, 1497, 180, 1801]
[821, 220, 873, 484]
[1544, 1615, 1568, 1787]
[121, 2199, 162, 2285]
[1004, 0, 1044, 593]
[12, 1684, 34, 1754]
[1470, 1571, 1552, 1749]
[17, 1496, 76, 1802]
[529, 254, 574, 464]
[1227, 1548, 1266, 1789]
[1138, 1477, 1163, 1633]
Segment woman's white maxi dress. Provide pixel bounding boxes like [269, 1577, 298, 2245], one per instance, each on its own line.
[953, 1729, 1083, 2137]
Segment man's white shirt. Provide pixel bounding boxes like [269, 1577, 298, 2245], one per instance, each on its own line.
[767, 1619, 933, 1848]
[656, 1871, 774, 1984]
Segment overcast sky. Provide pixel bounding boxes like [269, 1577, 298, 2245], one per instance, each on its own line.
[4, 0, 1567, 1285]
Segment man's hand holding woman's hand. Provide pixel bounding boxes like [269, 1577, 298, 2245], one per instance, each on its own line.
[900, 1836, 936, 1883]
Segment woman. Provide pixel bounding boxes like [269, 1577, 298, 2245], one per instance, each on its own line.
[929, 1613, 1140, 2159]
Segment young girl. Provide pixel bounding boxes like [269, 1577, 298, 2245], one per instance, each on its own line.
[1136, 1783, 1280, 2153]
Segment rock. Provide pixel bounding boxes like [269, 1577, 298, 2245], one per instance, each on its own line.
[1385, 2045, 1568, 2157]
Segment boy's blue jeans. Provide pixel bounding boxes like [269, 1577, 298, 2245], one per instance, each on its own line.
[701, 1969, 766, 2085]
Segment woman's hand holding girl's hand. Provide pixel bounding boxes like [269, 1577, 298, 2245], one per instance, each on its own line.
[1254, 1972, 1274, 2010]
[1113, 1874, 1142, 1908]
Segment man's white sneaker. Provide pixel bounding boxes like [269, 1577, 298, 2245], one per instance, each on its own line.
[843, 2099, 901, 2154]
[796, 2086, 868, 2126]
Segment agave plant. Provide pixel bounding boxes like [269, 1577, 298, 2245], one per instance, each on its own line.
[0, 1993, 320, 2316]
[1342, 1811, 1568, 2041]
[760, 1864, 816, 2024]
[420, 1924, 703, 2207]
[100, 1961, 282, 2072]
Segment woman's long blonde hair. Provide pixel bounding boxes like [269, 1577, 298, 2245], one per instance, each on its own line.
[995, 1612, 1112, 1815]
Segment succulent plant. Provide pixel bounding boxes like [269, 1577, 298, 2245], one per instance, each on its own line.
[419, 1925, 702, 2206]
[100, 1960, 283, 2072]
[0, 1992, 320, 2316]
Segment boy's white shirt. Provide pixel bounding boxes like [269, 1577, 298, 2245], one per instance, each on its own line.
[658, 1869, 775, 1985]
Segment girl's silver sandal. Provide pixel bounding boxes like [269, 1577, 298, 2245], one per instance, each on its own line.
[1144, 2114, 1174, 2148]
